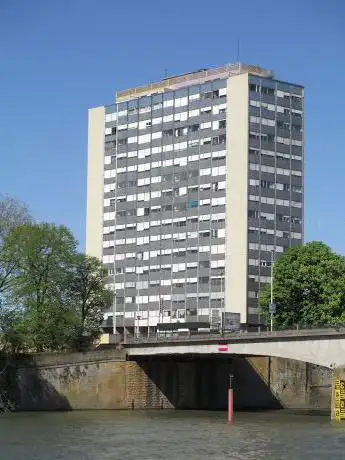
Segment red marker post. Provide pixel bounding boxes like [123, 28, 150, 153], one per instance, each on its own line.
[228, 373, 234, 424]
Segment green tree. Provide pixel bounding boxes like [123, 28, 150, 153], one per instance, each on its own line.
[0, 195, 31, 245]
[66, 254, 112, 350]
[5, 223, 78, 351]
[0, 196, 31, 297]
[0, 196, 31, 352]
[259, 242, 345, 329]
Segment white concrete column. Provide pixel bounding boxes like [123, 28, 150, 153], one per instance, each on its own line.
[225, 74, 249, 324]
[86, 106, 105, 259]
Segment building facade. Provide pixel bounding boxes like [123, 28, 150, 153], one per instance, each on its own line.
[86, 63, 304, 334]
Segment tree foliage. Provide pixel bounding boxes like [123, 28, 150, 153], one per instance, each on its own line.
[0, 195, 31, 246]
[0, 196, 31, 298]
[259, 242, 345, 328]
[66, 254, 112, 349]
[7, 223, 77, 311]
[0, 213, 111, 352]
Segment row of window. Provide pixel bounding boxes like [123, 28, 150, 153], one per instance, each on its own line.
[249, 148, 302, 161]
[115, 131, 227, 147]
[249, 100, 302, 117]
[106, 89, 228, 121]
[249, 163, 302, 177]
[111, 197, 226, 219]
[250, 116, 302, 133]
[104, 225, 302, 250]
[248, 227, 302, 239]
[109, 259, 225, 276]
[106, 147, 227, 165]
[103, 244, 226, 263]
[249, 84, 302, 101]
[107, 115, 227, 136]
[249, 195, 302, 208]
[249, 132, 302, 146]
[105, 310, 217, 320]
[105, 166, 226, 187]
[249, 275, 271, 284]
[105, 145, 302, 165]
[248, 210, 301, 224]
[109, 291, 224, 305]
[105, 181, 226, 202]
[114, 275, 225, 291]
[249, 179, 302, 193]
[103, 213, 226, 234]
[105, 101, 227, 126]
[249, 243, 284, 253]
[105, 150, 226, 173]
[104, 228, 225, 248]
[248, 259, 273, 267]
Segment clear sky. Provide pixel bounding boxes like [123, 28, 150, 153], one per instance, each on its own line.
[0, 0, 344, 253]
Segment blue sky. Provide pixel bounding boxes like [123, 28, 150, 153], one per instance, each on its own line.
[0, 0, 344, 252]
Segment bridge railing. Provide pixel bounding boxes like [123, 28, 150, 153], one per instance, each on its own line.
[117, 326, 345, 345]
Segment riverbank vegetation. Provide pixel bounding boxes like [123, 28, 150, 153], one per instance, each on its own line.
[0, 196, 111, 353]
[259, 242, 345, 329]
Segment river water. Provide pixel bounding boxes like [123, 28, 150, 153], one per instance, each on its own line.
[0, 410, 344, 459]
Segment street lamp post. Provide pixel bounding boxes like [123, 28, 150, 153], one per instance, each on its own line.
[136, 273, 140, 338]
[112, 293, 117, 336]
[147, 308, 150, 339]
[269, 250, 276, 332]
[136, 313, 141, 338]
[220, 275, 225, 335]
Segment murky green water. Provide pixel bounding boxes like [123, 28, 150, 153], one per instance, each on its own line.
[0, 410, 344, 459]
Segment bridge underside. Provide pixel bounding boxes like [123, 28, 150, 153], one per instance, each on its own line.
[130, 354, 332, 412]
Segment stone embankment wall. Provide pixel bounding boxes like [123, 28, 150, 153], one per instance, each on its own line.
[2, 350, 332, 412]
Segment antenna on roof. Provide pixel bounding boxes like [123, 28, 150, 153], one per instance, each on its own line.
[236, 38, 240, 63]
[164, 68, 169, 79]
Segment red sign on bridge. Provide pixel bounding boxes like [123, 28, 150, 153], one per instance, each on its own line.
[218, 344, 228, 352]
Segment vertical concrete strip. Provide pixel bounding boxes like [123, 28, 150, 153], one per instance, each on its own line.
[86, 106, 105, 259]
[225, 74, 249, 324]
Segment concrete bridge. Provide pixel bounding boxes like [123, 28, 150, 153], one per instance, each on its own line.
[123, 328, 345, 369]
[5, 329, 345, 417]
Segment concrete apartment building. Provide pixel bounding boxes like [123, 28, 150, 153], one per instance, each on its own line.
[86, 63, 304, 334]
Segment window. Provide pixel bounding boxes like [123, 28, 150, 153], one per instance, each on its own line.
[138, 133, 151, 144]
[152, 131, 162, 140]
[277, 121, 290, 130]
[174, 203, 187, 212]
[200, 137, 211, 146]
[212, 134, 226, 145]
[189, 93, 200, 101]
[175, 127, 188, 137]
[200, 106, 212, 114]
[189, 109, 200, 117]
[211, 197, 226, 206]
[188, 200, 198, 208]
[174, 112, 188, 122]
[199, 276, 209, 284]
[163, 129, 173, 137]
[212, 166, 226, 176]
[211, 244, 225, 254]
[189, 124, 199, 133]
[249, 84, 275, 96]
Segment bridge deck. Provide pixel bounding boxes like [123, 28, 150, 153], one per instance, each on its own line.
[123, 328, 345, 347]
